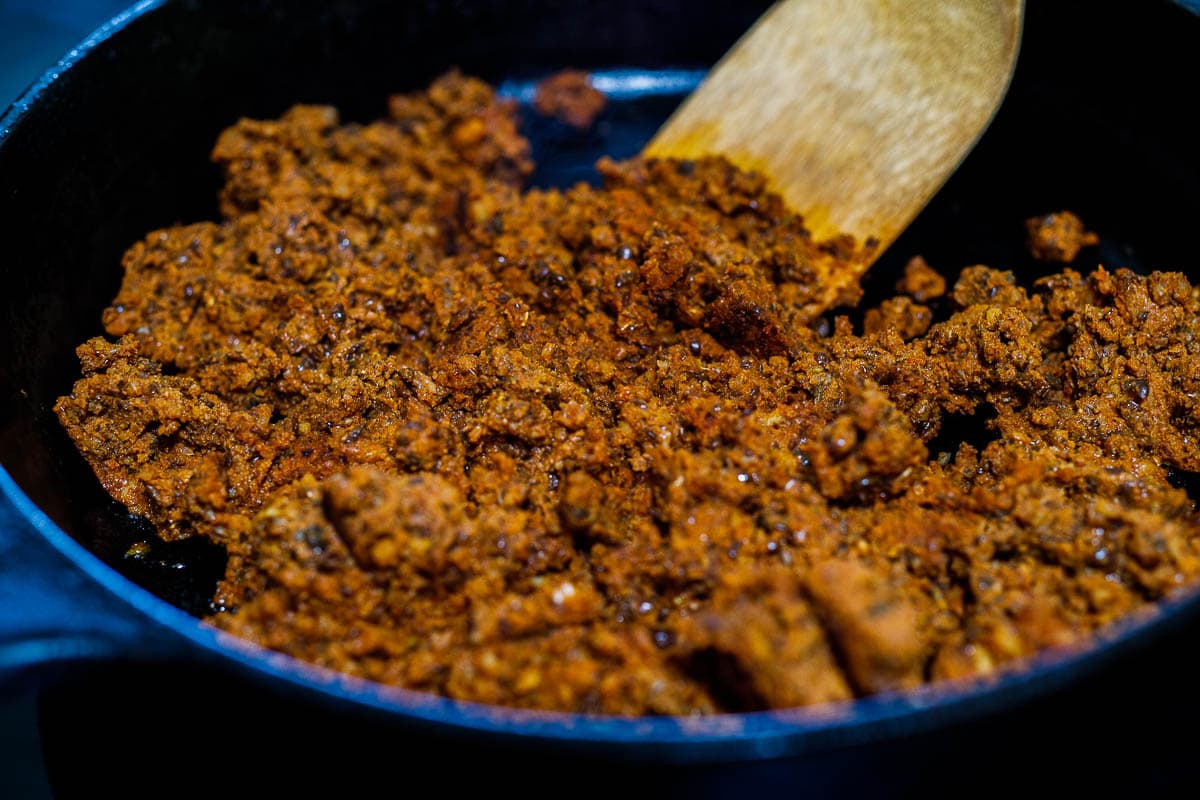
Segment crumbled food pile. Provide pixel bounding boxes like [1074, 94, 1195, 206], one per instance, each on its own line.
[57, 73, 1200, 715]
[533, 69, 607, 129]
[1026, 210, 1099, 263]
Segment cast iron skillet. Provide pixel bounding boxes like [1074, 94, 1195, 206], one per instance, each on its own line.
[2, 0, 1199, 793]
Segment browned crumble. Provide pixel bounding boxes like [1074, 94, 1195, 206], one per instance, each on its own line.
[1026, 210, 1100, 263]
[896, 255, 946, 302]
[533, 69, 607, 129]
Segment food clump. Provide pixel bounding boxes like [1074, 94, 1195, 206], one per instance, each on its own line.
[533, 69, 607, 129]
[1025, 210, 1099, 263]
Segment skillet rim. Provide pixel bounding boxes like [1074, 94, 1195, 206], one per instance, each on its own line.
[2, 0, 1198, 760]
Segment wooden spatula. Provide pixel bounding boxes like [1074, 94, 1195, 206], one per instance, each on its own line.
[647, 0, 1023, 276]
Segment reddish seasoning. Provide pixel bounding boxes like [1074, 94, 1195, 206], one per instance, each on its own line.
[1026, 210, 1099, 263]
[57, 73, 1200, 714]
[533, 69, 607, 129]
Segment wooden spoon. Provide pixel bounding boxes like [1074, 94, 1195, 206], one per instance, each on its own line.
[647, 0, 1023, 279]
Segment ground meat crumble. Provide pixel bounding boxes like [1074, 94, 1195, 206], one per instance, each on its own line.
[1026, 210, 1099, 263]
[533, 69, 607, 129]
[56, 72, 1200, 715]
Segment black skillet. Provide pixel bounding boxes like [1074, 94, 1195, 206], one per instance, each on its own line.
[2, 0, 1199, 795]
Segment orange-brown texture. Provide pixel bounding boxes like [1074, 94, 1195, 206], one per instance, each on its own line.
[1026, 210, 1099, 263]
[57, 73, 1200, 714]
[533, 69, 607, 129]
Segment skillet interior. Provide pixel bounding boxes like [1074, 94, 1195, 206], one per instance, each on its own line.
[3, 0, 1199, 618]
[1, 1, 1199, 788]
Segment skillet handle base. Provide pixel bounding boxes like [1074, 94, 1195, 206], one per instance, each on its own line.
[0, 474, 184, 695]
